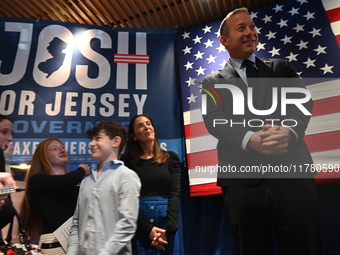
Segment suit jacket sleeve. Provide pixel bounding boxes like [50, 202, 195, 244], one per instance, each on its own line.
[201, 67, 253, 149]
[271, 59, 313, 142]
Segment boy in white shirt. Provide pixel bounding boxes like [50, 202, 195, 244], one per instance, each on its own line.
[67, 121, 141, 255]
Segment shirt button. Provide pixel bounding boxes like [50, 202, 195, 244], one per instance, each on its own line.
[150, 206, 154, 210]
[90, 205, 93, 208]
[150, 219, 154, 223]
[87, 223, 91, 227]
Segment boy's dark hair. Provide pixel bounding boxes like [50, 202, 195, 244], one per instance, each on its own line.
[0, 114, 13, 123]
[86, 121, 127, 154]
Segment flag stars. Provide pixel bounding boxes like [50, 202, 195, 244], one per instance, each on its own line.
[187, 93, 198, 103]
[192, 35, 202, 44]
[206, 54, 217, 64]
[219, 59, 228, 68]
[320, 64, 334, 74]
[293, 23, 305, 32]
[185, 77, 196, 86]
[304, 11, 315, 20]
[184, 61, 194, 70]
[262, 15, 272, 23]
[256, 27, 262, 34]
[273, 4, 283, 12]
[288, 7, 300, 16]
[195, 66, 206, 76]
[216, 44, 226, 53]
[250, 12, 258, 19]
[194, 51, 205, 60]
[309, 28, 321, 37]
[277, 19, 288, 28]
[182, 46, 192, 55]
[314, 45, 327, 55]
[265, 31, 277, 40]
[281, 35, 292, 45]
[257, 42, 266, 51]
[204, 39, 214, 48]
[182, 31, 190, 39]
[268, 47, 280, 57]
[202, 25, 212, 34]
[303, 58, 316, 68]
[297, 0, 308, 5]
[286, 52, 298, 62]
[296, 40, 308, 50]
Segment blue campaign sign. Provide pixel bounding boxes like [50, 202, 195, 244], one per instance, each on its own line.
[0, 17, 184, 164]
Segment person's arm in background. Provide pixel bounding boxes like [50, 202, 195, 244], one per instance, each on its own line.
[3, 144, 13, 173]
[152, 152, 181, 250]
[66, 195, 81, 255]
[29, 164, 90, 193]
[0, 172, 17, 229]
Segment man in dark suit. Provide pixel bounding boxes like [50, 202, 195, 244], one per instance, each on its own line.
[202, 7, 321, 255]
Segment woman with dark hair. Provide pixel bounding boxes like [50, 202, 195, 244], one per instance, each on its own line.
[122, 114, 181, 255]
[20, 138, 90, 255]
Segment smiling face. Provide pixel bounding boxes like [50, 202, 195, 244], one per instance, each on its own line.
[220, 11, 258, 59]
[46, 140, 68, 168]
[0, 119, 13, 151]
[89, 131, 119, 162]
[133, 116, 155, 144]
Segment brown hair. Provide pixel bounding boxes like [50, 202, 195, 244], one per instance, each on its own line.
[219, 7, 249, 36]
[0, 114, 13, 124]
[20, 138, 64, 242]
[122, 114, 169, 165]
[86, 121, 127, 154]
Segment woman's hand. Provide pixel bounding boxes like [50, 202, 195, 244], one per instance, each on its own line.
[3, 143, 13, 154]
[0, 172, 16, 188]
[0, 173, 16, 206]
[78, 164, 91, 175]
[149, 227, 168, 251]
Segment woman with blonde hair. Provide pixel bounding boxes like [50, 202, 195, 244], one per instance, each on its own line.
[20, 138, 90, 254]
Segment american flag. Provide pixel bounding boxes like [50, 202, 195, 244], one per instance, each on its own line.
[178, 0, 340, 196]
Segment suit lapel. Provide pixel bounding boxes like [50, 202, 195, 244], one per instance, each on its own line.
[218, 62, 248, 91]
[219, 62, 239, 78]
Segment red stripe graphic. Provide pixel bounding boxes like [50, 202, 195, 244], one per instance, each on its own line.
[189, 182, 222, 196]
[312, 96, 340, 117]
[326, 7, 340, 46]
[114, 54, 149, 64]
[326, 7, 340, 23]
[184, 121, 210, 139]
[305, 130, 340, 153]
[187, 150, 218, 169]
[187, 130, 340, 170]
